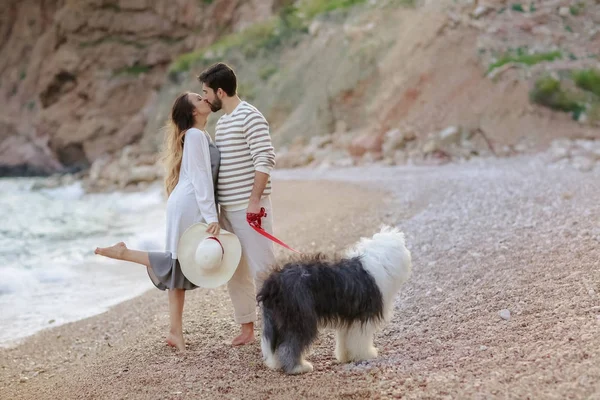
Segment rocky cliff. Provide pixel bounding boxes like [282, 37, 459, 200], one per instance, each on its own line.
[0, 0, 275, 176]
[2, 0, 599, 184]
[142, 0, 600, 172]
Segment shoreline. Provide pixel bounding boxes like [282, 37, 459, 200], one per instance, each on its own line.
[0, 174, 391, 350]
[1, 178, 393, 399]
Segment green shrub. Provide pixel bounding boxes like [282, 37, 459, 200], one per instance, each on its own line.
[297, 0, 368, 19]
[169, 9, 308, 75]
[488, 50, 562, 73]
[511, 3, 525, 12]
[572, 69, 600, 97]
[569, 2, 585, 16]
[169, 0, 373, 76]
[530, 76, 585, 118]
[259, 66, 278, 81]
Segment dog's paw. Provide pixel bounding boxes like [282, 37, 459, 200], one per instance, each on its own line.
[287, 360, 313, 375]
[335, 351, 350, 364]
[264, 356, 281, 370]
[364, 346, 378, 360]
[341, 346, 379, 363]
[354, 346, 378, 362]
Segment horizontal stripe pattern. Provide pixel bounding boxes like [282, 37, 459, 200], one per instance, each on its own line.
[215, 102, 275, 206]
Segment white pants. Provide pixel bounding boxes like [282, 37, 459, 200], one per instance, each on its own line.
[219, 197, 276, 324]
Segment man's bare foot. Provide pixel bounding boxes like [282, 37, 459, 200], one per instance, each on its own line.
[166, 332, 185, 352]
[232, 322, 255, 346]
[95, 242, 127, 260]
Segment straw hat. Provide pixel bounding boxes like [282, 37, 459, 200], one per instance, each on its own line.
[177, 222, 242, 288]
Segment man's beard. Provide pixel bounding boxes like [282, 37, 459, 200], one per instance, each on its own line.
[208, 97, 222, 112]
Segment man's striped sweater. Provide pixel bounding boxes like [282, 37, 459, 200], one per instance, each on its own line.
[214, 101, 276, 211]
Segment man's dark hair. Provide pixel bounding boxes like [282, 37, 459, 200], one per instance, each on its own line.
[198, 63, 237, 97]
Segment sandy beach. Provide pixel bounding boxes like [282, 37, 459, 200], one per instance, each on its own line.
[2, 157, 600, 399]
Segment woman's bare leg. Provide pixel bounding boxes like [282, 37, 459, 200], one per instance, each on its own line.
[96, 242, 187, 350]
[95, 242, 150, 267]
[166, 289, 186, 351]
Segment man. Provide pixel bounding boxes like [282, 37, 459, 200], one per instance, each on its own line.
[198, 62, 276, 346]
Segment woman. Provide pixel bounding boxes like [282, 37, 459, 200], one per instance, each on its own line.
[95, 92, 220, 351]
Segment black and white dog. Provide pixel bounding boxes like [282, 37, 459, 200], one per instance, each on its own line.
[257, 226, 412, 374]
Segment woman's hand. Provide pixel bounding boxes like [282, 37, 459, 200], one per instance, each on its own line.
[206, 222, 220, 236]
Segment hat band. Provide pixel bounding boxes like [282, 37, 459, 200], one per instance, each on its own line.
[206, 236, 224, 257]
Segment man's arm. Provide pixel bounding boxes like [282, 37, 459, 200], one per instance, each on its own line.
[243, 109, 276, 213]
[248, 171, 270, 213]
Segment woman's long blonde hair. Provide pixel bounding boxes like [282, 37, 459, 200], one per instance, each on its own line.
[161, 92, 197, 196]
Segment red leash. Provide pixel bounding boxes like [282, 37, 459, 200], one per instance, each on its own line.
[247, 208, 302, 254]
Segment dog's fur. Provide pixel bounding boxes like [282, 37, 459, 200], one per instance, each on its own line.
[256, 226, 412, 374]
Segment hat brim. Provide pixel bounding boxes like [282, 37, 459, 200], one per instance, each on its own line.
[177, 222, 242, 289]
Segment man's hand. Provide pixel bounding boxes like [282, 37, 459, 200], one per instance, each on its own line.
[246, 199, 261, 215]
[247, 207, 267, 229]
[206, 222, 220, 236]
[246, 171, 269, 215]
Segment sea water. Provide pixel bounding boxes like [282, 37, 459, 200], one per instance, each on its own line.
[0, 178, 167, 347]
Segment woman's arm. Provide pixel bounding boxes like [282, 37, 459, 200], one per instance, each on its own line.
[184, 129, 219, 225]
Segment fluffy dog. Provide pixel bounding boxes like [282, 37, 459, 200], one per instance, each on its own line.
[256, 225, 412, 375]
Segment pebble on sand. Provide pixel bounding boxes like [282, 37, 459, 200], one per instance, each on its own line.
[499, 309, 511, 320]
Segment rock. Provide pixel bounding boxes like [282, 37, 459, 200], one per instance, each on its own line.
[472, 5, 492, 19]
[558, 7, 570, 17]
[361, 152, 383, 164]
[548, 145, 570, 162]
[100, 159, 123, 183]
[348, 133, 384, 158]
[422, 137, 440, 154]
[393, 150, 408, 165]
[332, 133, 354, 150]
[551, 139, 574, 152]
[309, 134, 333, 150]
[438, 126, 461, 147]
[31, 176, 62, 191]
[571, 156, 594, 172]
[122, 165, 160, 186]
[0, 0, 274, 175]
[499, 309, 511, 320]
[382, 129, 406, 157]
[572, 140, 600, 161]
[88, 156, 112, 182]
[514, 143, 528, 153]
[19, 376, 28, 383]
[403, 128, 417, 142]
[333, 158, 355, 168]
[275, 151, 314, 169]
[422, 127, 460, 155]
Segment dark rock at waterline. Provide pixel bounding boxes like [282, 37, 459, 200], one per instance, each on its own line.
[0, 164, 85, 178]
